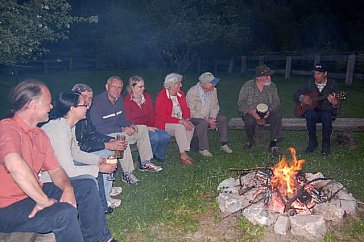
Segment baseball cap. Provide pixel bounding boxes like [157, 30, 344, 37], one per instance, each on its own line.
[255, 65, 274, 77]
[72, 83, 93, 93]
[313, 64, 327, 72]
[199, 72, 220, 85]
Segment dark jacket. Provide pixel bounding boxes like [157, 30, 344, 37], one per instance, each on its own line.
[293, 79, 339, 116]
[75, 112, 113, 153]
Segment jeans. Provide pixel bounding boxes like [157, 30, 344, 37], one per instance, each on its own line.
[149, 129, 170, 161]
[305, 109, 333, 147]
[92, 149, 114, 203]
[0, 178, 111, 242]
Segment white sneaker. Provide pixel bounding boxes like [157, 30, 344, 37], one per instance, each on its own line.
[110, 187, 123, 197]
[199, 150, 213, 157]
[220, 144, 233, 154]
[107, 198, 121, 208]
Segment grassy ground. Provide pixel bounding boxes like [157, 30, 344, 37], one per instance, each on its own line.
[1, 69, 364, 241]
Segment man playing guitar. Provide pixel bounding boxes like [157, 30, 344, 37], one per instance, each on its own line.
[293, 64, 339, 155]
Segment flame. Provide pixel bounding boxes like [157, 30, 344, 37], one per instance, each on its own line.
[272, 147, 305, 195]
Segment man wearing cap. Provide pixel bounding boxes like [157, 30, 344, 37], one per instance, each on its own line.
[293, 64, 339, 155]
[238, 65, 282, 153]
[186, 72, 232, 157]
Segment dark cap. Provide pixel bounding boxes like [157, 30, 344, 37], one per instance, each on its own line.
[72, 83, 93, 93]
[256, 65, 274, 77]
[313, 64, 327, 72]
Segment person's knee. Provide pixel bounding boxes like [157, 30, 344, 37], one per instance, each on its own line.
[53, 202, 79, 226]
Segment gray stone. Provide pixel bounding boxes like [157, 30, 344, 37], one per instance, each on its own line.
[290, 215, 326, 241]
[217, 178, 240, 194]
[331, 198, 357, 216]
[313, 203, 345, 223]
[242, 203, 278, 226]
[274, 215, 290, 235]
[217, 193, 243, 215]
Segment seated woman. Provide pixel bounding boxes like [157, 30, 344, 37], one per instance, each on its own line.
[154, 73, 195, 166]
[40, 91, 118, 212]
[124, 75, 170, 162]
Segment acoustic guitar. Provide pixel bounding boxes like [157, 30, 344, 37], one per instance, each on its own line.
[295, 91, 348, 118]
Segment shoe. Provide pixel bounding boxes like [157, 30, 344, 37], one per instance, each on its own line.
[199, 149, 213, 157]
[105, 206, 113, 214]
[305, 144, 318, 153]
[269, 141, 281, 157]
[122, 172, 140, 185]
[140, 162, 163, 172]
[180, 157, 193, 166]
[220, 144, 233, 154]
[322, 143, 330, 156]
[110, 187, 123, 197]
[107, 198, 121, 208]
[244, 142, 253, 150]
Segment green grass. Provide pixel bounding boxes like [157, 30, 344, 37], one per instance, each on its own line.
[1, 68, 364, 241]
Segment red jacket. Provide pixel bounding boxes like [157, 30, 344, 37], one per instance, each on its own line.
[154, 89, 191, 130]
[124, 92, 155, 127]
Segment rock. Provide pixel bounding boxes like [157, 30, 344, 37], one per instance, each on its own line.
[313, 202, 345, 223]
[217, 178, 240, 194]
[290, 215, 326, 241]
[274, 215, 289, 235]
[217, 193, 243, 215]
[331, 198, 357, 216]
[242, 203, 278, 226]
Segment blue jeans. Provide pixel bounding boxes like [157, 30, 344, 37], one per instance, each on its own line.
[0, 179, 111, 242]
[149, 129, 170, 161]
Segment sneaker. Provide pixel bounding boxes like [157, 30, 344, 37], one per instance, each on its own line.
[105, 206, 113, 214]
[220, 144, 232, 154]
[110, 187, 123, 197]
[140, 162, 163, 172]
[269, 141, 281, 157]
[199, 149, 213, 157]
[107, 198, 121, 208]
[122, 172, 140, 185]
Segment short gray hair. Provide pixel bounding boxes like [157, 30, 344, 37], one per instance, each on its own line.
[106, 76, 123, 85]
[163, 73, 183, 89]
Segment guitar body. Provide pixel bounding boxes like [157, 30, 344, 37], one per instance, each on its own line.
[295, 92, 321, 118]
[295, 91, 348, 118]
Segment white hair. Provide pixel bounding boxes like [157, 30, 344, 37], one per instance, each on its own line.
[163, 73, 183, 89]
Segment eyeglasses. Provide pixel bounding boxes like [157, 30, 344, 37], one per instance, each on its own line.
[76, 104, 88, 108]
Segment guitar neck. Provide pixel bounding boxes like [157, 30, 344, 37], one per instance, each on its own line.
[311, 94, 328, 102]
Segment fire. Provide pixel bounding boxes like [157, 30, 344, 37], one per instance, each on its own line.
[272, 147, 305, 195]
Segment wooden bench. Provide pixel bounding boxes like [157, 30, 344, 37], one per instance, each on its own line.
[228, 118, 364, 131]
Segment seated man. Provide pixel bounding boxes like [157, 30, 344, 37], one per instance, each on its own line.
[72, 84, 138, 210]
[238, 65, 283, 153]
[186, 72, 232, 157]
[0, 80, 115, 242]
[293, 64, 339, 155]
[89, 76, 162, 172]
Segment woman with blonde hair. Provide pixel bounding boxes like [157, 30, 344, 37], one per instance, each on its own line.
[124, 75, 170, 162]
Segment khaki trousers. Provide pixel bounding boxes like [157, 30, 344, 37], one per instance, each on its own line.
[165, 123, 194, 153]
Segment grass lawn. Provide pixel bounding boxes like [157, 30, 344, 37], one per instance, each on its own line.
[1, 68, 364, 241]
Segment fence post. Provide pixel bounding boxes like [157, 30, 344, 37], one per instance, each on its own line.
[259, 56, 264, 65]
[43, 60, 48, 75]
[345, 54, 356, 86]
[240, 56, 247, 75]
[227, 56, 234, 73]
[314, 54, 321, 65]
[285, 56, 292, 80]
[69, 58, 73, 72]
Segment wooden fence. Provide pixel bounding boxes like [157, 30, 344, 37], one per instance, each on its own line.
[226, 54, 364, 85]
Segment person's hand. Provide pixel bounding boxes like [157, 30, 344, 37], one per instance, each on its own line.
[248, 109, 260, 120]
[179, 119, 194, 131]
[122, 126, 136, 136]
[29, 197, 57, 218]
[302, 95, 312, 105]
[207, 118, 217, 130]
[263, 109, 270, 119]
[59, 186, 77, 208]
[327, 93, 339, 106]
[99, 163, 117, 173]
[105, 139, 127, 151]
[148, 127, 158, 132]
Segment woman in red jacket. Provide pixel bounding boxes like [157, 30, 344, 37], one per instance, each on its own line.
[154, 73, 195, 166]
[124, 76, 170, 162]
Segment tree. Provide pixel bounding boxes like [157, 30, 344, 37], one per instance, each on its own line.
[0, 0, 96, 64]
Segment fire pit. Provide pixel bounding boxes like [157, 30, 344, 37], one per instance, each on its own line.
[217, 148, 358, 241]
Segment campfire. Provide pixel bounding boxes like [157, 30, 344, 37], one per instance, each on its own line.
[217, 148, 358, 240]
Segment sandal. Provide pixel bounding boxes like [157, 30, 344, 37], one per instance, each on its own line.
[180, 157, 193, 166]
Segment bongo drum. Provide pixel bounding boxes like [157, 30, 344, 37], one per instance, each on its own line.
[256, 103, 268, 126]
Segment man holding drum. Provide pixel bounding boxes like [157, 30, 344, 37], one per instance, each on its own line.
[238, 65, 283, 154]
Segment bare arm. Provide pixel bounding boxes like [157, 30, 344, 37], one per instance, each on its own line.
[47, 166, 76, 207]
[4, 153, 56, 218]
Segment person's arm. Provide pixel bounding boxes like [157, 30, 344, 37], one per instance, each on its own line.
[238, 84, 250, 115]
[209, 88, 220, 119]
[47, 166, 76, 207]
[4, 153, 57, 218]
[155, 91, 181, 124]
